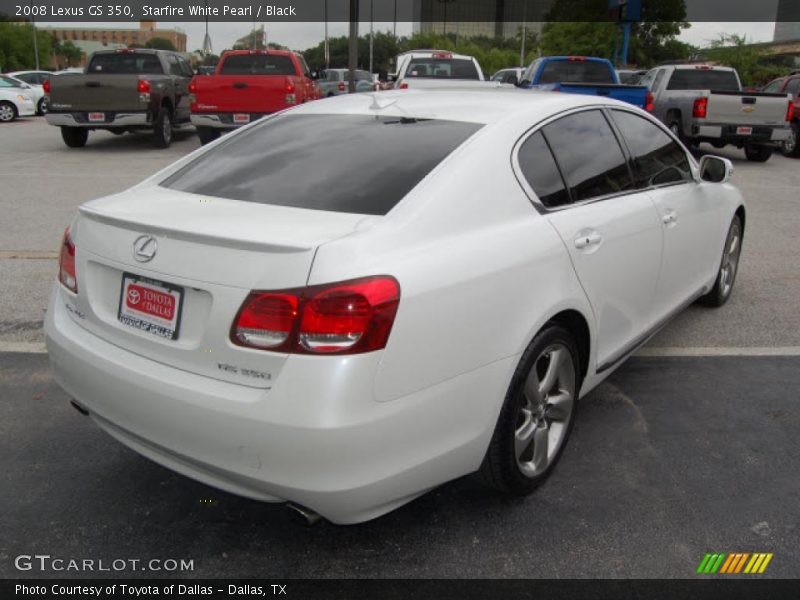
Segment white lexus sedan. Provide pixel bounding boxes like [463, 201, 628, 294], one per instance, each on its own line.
[45, 90, 744, 524]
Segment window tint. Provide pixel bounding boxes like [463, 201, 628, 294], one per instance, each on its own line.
[543, 110, 632, 201]
[667, 69, 739, 91]
[16, 73, 37, 84]
[219, 54, 295, 76]
[610, 110, 692, 188]
[88, 52, 163, 74]
[762, 79, 784, 93]
[517, 132, 570, 208]
[0, 76, 19, 88]
[538, 60, 614, 84]
[161, 114, 482, 216]
[786, 79, 800, 95]
[406, 58, 479, 80]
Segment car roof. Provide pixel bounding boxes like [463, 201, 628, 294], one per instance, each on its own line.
[292, 88, 632, 125]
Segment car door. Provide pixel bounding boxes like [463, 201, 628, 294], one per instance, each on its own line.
[517, 109, 664, 369]
[608, 108, 724, 322]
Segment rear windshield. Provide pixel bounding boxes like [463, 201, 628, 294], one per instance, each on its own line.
[538, 60, 614, 84]
[667, 69, 740, 91]
[219, 54, 296, 76]
[87, 52, 163, 75]
[406, 58, 480, 80]
[161, 114, 482, 215]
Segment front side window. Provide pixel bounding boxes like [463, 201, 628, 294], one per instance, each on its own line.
[517, 132, 570, 208]
[610, 110, 692, 188]
[161, 114, 482, 216]
[542, 110, 633, 202]
[762, 79, 784, 93]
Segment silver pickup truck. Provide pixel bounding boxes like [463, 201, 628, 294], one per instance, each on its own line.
[641, 64, 792, 162]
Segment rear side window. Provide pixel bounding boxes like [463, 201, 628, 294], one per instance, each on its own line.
[161, 114, 482, 215]
[786, 79, 800, 95]
[517, 132, 570, 208]
[406, 58, 480, 80]
[88, 53, 162, 74]
[610, 110, 692, 188]
[542, 110, 633, 202]
[219, 54, 296, 76]
[667, 69, 739, 91]
[538, 60, 614, 84]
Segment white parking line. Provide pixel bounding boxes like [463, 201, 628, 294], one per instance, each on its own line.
[635, 346, 800, 357]
[0, 342, 47, 354]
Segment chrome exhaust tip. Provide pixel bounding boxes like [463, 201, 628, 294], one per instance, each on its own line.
[286, 502, 322, 526]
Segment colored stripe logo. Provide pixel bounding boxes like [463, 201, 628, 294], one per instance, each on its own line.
[696, 552, 773, 574]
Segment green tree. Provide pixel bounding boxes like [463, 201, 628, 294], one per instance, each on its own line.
[704, 34, 791, 88]
[0, 19, 54, 71]
[145, 37, 177, 51]
[57, 40, 83, 67]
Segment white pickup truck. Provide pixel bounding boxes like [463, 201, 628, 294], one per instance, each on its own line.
[388, 50, 498, 90]
[641, 64, 793, 162]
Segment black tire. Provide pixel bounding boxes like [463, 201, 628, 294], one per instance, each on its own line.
[37, 97, 47, 116]
[152, 106, 173, 148]
[699, 215, 743, 308]
[481, 325, 582, 495]
[781, 121, 799, 157]
[196, 126, 220, 145]
[0, 101, 17, 123]
[744, 144, 772, 162]
[60, 126, 88, 148]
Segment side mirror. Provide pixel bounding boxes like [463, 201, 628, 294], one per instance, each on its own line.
[699, 155, 734, 184]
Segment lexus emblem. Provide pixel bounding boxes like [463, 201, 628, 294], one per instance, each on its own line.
[133, 235, 158, 263]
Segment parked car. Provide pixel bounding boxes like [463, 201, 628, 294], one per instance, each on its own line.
[520, 56, 652, 110]
[7, 69, 51, 114]
[761, 73, 800, 156]
[317, 68, 375, 96]
[0, 75, 36, 122]
[389, 50, 486, 89]
[617, 69, 647, 85]
[3, 74, 46, 115]
[491, 67, 525, 85]
[640, 64, 793, 162]
[44, 48, 194, 149]
[45, 91, 745, 524]
[190, 49, 321, 145]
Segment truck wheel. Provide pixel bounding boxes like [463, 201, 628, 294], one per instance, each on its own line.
[153, 107, 173, 148]
[781, 122, 799, 157]
[744, 144, 772, 162]
[60, 126, 88, 148]
[0, 101, 17, 122]
[668, 119, 696, 150]
[196, 127, 220, 145]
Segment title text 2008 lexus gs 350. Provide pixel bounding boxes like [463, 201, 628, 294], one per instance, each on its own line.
[45, 91, 744, 524]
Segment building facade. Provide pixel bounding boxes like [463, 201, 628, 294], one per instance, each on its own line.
[43, 21, 187, 53]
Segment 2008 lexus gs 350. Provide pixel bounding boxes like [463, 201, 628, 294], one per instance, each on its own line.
[46, 90, 744, 524]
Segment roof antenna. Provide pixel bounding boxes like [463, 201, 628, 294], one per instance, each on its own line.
[369, 93, 397, 111]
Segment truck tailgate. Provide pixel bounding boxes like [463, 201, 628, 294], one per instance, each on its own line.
[707, 91, 790, 126]
[49, 74, 145, 112]
[194, 75, 291, 113]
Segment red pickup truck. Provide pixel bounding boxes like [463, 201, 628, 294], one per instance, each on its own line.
[190, 49, 321, 144]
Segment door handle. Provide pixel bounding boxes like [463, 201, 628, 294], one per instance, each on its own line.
[574, 231, 602, 249]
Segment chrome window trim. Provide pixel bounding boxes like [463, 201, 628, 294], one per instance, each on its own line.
[511, 104, 698, 214]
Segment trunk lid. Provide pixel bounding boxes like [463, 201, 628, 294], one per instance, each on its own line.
[67, 185, 367, 387]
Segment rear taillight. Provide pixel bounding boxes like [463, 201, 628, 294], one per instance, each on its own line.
[231, 276, 400, 355]
[399, 82, 408, 89]
[787, 100, 794, 122]
[285, 77, 295, 93]
[188, 80, 197, 94]
[137, 79, 151, 93]
[645, 91, 654, 112]
[693, 96, 708, 119]
[43, 78, 50, 94]
[58, 228, 77, 293]
[338, 81, 346, 92]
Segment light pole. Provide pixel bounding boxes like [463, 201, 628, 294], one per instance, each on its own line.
[30, 1, 40, 70]
[324, 0, 330, 69]
[348, 0, 359, 93]
[520, 0, 527, 67]
[369, 0, 374, 75]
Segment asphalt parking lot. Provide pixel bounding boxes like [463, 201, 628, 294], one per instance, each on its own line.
[1, 116, 799, 579]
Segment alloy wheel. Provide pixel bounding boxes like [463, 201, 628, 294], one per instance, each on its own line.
[0, 103, 15, 122]
[515, 343, 576, 478]
[719, 221, 742, 299]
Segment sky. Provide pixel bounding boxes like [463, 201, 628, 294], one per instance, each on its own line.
[36, 21, 779, 54]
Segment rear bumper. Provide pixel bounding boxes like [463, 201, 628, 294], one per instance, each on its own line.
[191, 113, 270, 129]
[44, 285, 510, 523]
[46, 111, 150, 128]
[693, 122, 791, 144]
